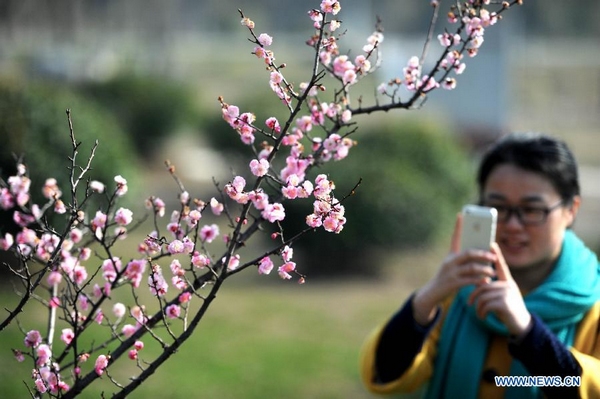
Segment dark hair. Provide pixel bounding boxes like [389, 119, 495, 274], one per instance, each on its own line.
[477, 132, 580, 204]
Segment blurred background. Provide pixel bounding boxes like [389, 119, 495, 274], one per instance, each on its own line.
[0, 1, 598, 398]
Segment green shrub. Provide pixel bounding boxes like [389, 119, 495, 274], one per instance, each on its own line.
[0, 79, 141, 232]
[79, 73, 199, 160]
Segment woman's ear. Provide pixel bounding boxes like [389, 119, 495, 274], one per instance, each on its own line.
[566, 195, 581, 228]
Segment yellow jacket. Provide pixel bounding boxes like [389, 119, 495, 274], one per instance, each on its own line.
[360, 296, 600, 398]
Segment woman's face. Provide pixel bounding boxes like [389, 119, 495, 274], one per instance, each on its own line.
[482, 164, 579, 270]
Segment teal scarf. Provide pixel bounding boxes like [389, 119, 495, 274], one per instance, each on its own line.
[425, 230, 600, 399]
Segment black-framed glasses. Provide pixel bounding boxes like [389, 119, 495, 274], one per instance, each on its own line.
[484, 200, 564, 225]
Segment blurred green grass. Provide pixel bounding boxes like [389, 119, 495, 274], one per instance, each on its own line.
[0, 244, 445, 399]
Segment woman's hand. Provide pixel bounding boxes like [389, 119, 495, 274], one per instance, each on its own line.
[468, 243, 532, 337]
[412, 214, 497, 325]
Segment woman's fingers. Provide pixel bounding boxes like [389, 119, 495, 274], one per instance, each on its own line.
[450, 213, 463, 254]
[467, 279, 531, 335]
[468, 283, 507, 317]
[490, 242, 512, 282]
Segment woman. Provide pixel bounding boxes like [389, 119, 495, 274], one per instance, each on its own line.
[360, 133, 600, 398]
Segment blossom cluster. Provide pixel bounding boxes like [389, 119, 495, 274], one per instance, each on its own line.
[22, 330, 70, 394]
[378, 0, 509, 100]
[2, 145, 334, 390]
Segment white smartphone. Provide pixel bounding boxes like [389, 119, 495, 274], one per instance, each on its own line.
[460, 205, 497, 251]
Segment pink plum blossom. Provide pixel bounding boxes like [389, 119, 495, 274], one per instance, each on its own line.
[192, 251, 211, 268]
[168, 240, 185, 254]
[225, 254, 241, 271]
[258, 256, 274, 275]
[8, 175, 31, 206]
[49, 297, 60, 308]
[354, 55, 371, 73]
[165, 304, 181, 319]
[125, 259, 147, 288]
[341, 109, 352, 124]
[113, 303, 126, 318]
[78, 294, 90, 311]
[270, 71, 283, 84]
[364, 31, 384, 52]
[91, 211, 107, 239]
[0, 233, 14, 251]
[131, 306, 147, 325]
[114, 207, 133, 226]
[210, 197, 224, 215]
[308, 9, 323, 26]
[265, 117, 281, 133]
[93, 284, 103, 298]
[54, 199, 66, 214]
[114, 175, 128, 196]
[343, 69, 357, 85]
[170, 259, 185, 276]
[177, 291, 192, 304]
[250, 158, 270, 177]
[329, 20, 341, 31]
[35, 378, 47, 393]
[36, 344, 52, 366]
[145, 196, 166, 217]
[90, 180, 105, 193]
[94, 310, 104, 324]
[0, 187, 14, 209]
[47, 271, 62, 287]
[240, 17, 255, 29]
[94, 354, 109, 376]
[200, 224, 219, 243]
[102, 257, 122, 283]
[313, 174, 334, 199]
[122, 324, 137, 338]
[182, 236, 194, 253]
[139, 233, 160, 255]
[442, 77, 457, 90]
[13, 349, 24, 362]
[261, 203, 285, 223]
[60, 328, 74, 345]
[70, 228, 83, 243]
[281, 245, 294, 262]
[149, 265, 168, 297]
[278, 261, 296, 280]
[187, 209, 202, 227]
[282, 185, 299, 200]
[179, 191, 190, 204]
[42, 178, 61, 200]
[225, 176, 248, 203]
[13, 210, 36, 227]
[296, 115, 313, 133]
[25, 330, 42, 348]
[321, 0, 341, 15]
[179, 292, 192, 304]
[222, 104, 239, 125]
[249, 190, 269, 210]
[254, 46, 267, 59]
[72, 265, 88, 286]
[257, 33, 273, 46]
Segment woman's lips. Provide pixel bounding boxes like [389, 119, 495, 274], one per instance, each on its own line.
[499, 237, 528, 253]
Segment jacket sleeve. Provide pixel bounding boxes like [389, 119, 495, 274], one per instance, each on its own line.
[359, 295, 447, 395]
[508, 313, 582, 399]
[571, 301, 600, 399]
[509, 301, 600, 399]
